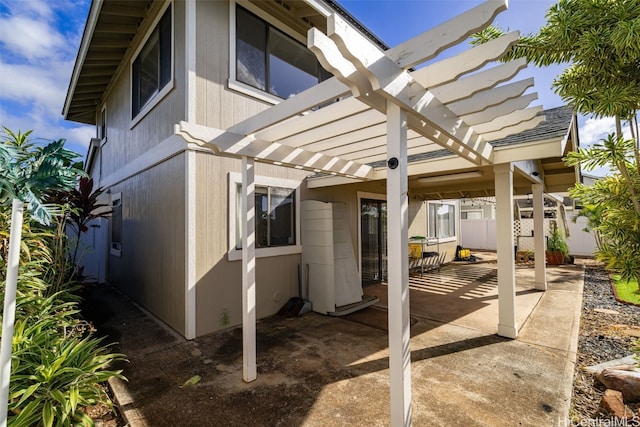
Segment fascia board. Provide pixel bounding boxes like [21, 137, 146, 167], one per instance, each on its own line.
[63, 0, 103, 119]
[492, 139, 563, 163]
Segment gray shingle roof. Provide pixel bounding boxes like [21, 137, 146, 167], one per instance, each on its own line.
[489, 105, 574, 147]
[366, 106, 574, 167]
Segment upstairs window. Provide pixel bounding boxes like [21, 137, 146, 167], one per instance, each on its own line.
[235, 5, 330, 99]
[132, 5, 172, 119]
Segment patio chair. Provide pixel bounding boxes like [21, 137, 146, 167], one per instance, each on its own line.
[423, 251, 447, 273]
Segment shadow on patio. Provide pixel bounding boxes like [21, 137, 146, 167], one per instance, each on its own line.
[355, 262, 544, 336]
[87, 262, 582, 427]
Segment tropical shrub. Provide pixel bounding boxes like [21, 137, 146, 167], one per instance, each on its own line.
[472, 0, 640, 284]
[0, 205, 126, 427]
[1, 129, 126, 426]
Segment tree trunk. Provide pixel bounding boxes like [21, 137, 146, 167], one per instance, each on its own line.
[617, 160, 640, 215]
[615, 116, 640, 215]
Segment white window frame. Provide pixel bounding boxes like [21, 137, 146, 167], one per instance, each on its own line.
[129, 1, 174, 129]
[427, 200, 458, 243]
[228, 0, 314, 105]
[110, 192, 122, 257]
[228, 172, 302, 261]
[98, 104, 108, 146]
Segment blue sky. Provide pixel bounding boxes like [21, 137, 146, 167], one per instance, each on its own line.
[0, 0, 624, 175]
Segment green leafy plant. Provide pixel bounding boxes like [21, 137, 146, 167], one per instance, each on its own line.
[566, 136, 640, 283]
[0, 209, 126, 426]
[546, 228, 569, 265]
[1, 129, 125, 425]
[1, 128, 84, 225]
[50, 177, 112, 280]
[547, 228, 569, 257]
[220, 308, 230, 327]
[9, 320, 125, 426]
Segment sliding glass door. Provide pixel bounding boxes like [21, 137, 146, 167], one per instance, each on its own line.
[361, 199, 387, 284]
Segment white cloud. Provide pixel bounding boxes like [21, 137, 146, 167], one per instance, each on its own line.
[0, 0, 93, 163]
[1, 102, 93, 158]
[578, 116, 633, 147]
[0, 60, 74, 116]
[0, 15, 67, 60]
[578, 117, 616, 146]
[576, 116, 635, 177]
[1, 0, 55, 20]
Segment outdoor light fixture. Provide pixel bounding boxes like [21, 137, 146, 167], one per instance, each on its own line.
[417, 171, 484, 184]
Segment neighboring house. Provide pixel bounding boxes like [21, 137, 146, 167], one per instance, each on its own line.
[64, 1, 580, 421]
[460, 170, 600, 257]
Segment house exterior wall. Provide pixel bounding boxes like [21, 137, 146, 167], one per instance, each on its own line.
[80, 0, 464, 339]
[100, 1, 187, 179]
[195, 0, 274, 130]
[108, 153, 186, 335]
[91, 1, 188, 336]
[193, 152, 309, 336]
[304, 182, 459, 267]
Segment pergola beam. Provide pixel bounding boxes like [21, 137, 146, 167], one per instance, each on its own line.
[309, 28, 491, 165]
[325, 14, 497, 163]
[430, 59, 527, 104]
[411, 31, 520, 89]
[482, 116, 546, 141]
[461, 93, 538, 126]
[228, 77, 350, 136]
[447, 78, 535, 116]
[384, 0, 508, 69]
[259, 101, 378, 146]
[472, 106, 543, 134]
[175, 121, 373, 178]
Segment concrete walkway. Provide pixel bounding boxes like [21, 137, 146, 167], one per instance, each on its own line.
[90, 263, 584, 427]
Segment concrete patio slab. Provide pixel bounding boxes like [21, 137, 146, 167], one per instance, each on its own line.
[87, 263, 584, 427]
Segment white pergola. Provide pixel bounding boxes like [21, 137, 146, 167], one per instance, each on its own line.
[177, 1, 555, 425]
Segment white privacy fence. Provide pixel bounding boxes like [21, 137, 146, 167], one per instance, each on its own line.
[460, 216, 597, 256]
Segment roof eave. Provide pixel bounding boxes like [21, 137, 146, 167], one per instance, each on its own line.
[62, 0, 103, 122]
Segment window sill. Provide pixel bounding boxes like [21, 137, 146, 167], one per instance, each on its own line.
[227, 245, 302, 261]
[227, 79, 283, 105]
[432, 237, 457, 244]
[129, 80, 174, 129]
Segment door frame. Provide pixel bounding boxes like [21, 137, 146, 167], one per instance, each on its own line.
[357, 191, 387, 284]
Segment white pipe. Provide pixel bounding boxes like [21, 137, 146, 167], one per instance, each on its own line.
[0, 199, 24, 425]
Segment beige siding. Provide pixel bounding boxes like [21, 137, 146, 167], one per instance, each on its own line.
[108, 154, 186, 335]
[195, 1, 304, 129]
[304, 181, 458, 267]
[193, 151, 309, 336]
[100, 1, 186, 179]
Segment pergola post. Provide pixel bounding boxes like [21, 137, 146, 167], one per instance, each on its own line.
[241, 156, 257, 382]
[532, 183, 547, 290]
[494, 163, 518, 339]
[386, 101, 412, 426]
